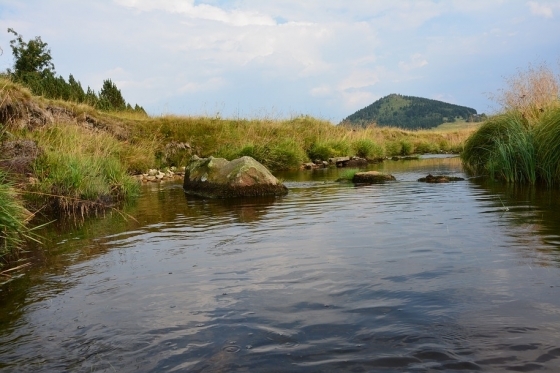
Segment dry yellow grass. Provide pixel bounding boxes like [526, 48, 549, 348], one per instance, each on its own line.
[489, 63, 560, 125]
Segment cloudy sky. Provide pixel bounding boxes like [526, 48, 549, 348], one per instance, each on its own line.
[0, 0, 559, 122]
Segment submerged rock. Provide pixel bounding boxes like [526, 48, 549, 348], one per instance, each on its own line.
[352, 171, 396, 184]
[183, 155, 288, 198]
[418, 174, 465, 183]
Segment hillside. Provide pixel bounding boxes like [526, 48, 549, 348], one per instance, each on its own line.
[341, 94, 479, 130]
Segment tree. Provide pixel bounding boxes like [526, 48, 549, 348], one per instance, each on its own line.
[98, 79, 126, 111]
[7, 28, 55, 78]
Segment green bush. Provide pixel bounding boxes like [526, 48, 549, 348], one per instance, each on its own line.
[400, 140, 414, 155]
[385, 141, 402, 156]
[352, 139, 384, 159]
[414, 141, 438, 154]
[308, 140, 350, 161]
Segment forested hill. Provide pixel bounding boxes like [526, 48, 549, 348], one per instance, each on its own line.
[341, 94, 478, 129]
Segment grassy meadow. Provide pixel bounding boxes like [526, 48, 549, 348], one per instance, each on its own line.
[0, 76, 478, 266]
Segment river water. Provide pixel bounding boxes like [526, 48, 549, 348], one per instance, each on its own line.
[2, 156, 560, 372]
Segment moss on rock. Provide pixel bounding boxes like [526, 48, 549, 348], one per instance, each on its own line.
[183, 156, 288, 198]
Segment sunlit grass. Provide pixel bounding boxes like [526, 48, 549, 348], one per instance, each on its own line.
[27, 124, 139, 216]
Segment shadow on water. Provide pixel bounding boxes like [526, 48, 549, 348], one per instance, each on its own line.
[468, 178, 560, 263]
[2, 156, 560, 372]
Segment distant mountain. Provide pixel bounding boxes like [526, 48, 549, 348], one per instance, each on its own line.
[341, 94, 478, 130]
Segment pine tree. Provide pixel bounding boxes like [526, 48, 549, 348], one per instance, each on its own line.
[98, 79, 126, 111]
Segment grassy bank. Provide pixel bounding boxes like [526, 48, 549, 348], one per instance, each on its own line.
[0, 77, 477, 263]
[126, 114, 475, 171]
[461, 64, 560, 186]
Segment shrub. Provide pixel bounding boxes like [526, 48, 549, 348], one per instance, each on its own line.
[414, 141, 438, 154]
[307, 140, 350, 161]
[352, 139, 384, 159]
[400, 140, 414, 155]
[385, 141, 402, 156]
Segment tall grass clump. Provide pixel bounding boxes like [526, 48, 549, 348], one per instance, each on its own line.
[352, 139, 384, 159]
[462, 112, 536, 183]
[307, 140, 351, 161]
[28, 125, 139, 216]
[0, 171, 32, 267]
[463, 62, 560, 185]
[534, 107, 560, 186]
[216, 139, 306, 170]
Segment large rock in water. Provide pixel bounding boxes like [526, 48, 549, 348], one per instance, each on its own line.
[352, 171, 396, 183]
[183, 155, 288, 198]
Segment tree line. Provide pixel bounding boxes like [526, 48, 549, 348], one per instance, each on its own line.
[4, 28, 146, 114]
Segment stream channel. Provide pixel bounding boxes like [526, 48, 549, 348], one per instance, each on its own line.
[2, 156, 560, 372]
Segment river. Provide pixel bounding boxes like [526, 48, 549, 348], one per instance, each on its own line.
[2, 156, 560, 372]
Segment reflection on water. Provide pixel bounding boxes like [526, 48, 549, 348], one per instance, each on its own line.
[2, 157, 560, 372]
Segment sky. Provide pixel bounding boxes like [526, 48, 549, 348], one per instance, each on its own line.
[0, 0, 559, 122]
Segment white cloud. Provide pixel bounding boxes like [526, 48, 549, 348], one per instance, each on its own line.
[115, 0, 276, 26]
[398, 54, 428, 71]
[527, 1, 555, 18]
[340, 91, 376, 110]
[338, 70, 380, 91]
[178, 77, 225, 93]
[310, 85, 331, 97]
[1, 0, 558, 120]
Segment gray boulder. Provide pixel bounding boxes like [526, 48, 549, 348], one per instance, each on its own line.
[352, 171, 396, 184]
[183, 155, 288, 198]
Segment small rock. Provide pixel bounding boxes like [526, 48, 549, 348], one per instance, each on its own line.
[418, 174, 465, 183]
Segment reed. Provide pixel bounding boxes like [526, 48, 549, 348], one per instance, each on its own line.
[534, 107, 560, 186]
[462, 112, 537, 184]
[462, 62, 560, 186]
[0, 171, 33, 267]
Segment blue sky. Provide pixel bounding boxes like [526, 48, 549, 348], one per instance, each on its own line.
[0, 0, 559, 122]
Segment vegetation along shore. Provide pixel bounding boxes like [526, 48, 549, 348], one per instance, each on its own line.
[462, 63, 560, 186]
[0, 29, 476, 267]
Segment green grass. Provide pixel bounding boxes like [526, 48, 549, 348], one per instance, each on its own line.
[462, 108, 560, 186]
[352, 139, 384, 159]
[27, 124, 139, 216]
[336, 168, 360, 182]
[534, 107, 560, 186]
[0, 77, 478, 222]
[0, 171, 33, 267]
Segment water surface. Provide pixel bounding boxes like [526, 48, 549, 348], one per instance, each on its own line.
[2, 156, 560, 372]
